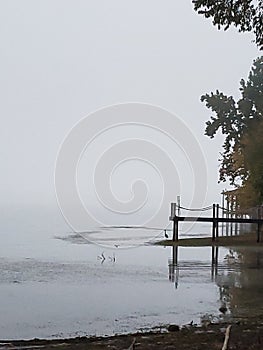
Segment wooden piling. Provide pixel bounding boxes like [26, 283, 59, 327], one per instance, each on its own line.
[257, 206, 261, 243]
[212, 204, 216, 241]
[234, 196, 238, 236]
[221, 192, 225, 236]
[216, 204, 219, 239]
[230, 199, 233, 236]
[226, 199, 229, 236]
[173, 219, 179, 242]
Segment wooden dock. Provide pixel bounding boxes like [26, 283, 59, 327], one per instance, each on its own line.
[169, 203, 263, 243]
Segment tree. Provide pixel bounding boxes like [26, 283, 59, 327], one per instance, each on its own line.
[241, 119, 263, 205]
[201, 56, 263, 208]
[192, 0, 263, 50]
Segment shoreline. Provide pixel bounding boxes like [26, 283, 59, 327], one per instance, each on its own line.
[1, 320, 263, 349]
[156, 232, 263, 247]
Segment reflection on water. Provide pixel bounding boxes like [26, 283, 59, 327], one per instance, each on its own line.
[168, 246, 179, 288]
[168, 246, 220, 288]
[167, 245, 263, 321]
[1, 225, 263, 339]
[218, 247, 263, 320]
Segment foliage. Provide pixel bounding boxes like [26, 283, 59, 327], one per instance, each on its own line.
[241, 119, 263, 205]
[201, 56, 263, 207]
[192, 0, 263, 50]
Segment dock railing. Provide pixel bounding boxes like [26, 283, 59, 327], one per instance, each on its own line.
[169, 203, 263, 243]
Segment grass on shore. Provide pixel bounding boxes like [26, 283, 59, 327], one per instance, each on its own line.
[156, 232, 263, 247]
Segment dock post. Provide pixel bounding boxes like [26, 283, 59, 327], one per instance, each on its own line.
[212, 204, 216, 241]
[216, 204, 219, 239]
[171, 203, 179, 242]
[234, 195, 238, 236]
[173, 219, 179, 242]
[230, 197, 233, 236]
[221, 192, 225, 236]
[226, 198, 229, 236]
[257, 206, 261, 243]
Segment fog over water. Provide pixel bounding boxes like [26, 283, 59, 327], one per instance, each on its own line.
[0, 1, 259, 217]
[0, 1, 261, 339]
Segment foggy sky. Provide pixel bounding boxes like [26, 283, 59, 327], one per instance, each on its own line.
[0, 1, 260, 225]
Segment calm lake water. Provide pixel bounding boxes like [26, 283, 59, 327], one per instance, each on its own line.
[0, 217, 263, 340]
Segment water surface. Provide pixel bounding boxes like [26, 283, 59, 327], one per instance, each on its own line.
[0, 224, 262, 339]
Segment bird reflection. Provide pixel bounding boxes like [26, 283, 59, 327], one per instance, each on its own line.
[108, 253, 116, 262]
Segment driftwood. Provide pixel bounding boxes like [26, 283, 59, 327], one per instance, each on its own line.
[222, 325, 231, 350]
[124, 337, 136, 350]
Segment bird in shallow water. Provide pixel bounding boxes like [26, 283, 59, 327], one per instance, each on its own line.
[97, 252, 106, 264]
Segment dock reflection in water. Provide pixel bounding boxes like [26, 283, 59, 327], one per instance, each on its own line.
[168, 246, 220, 289]
[168, 245, 263, 321]
[168, 246, 179, 287]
